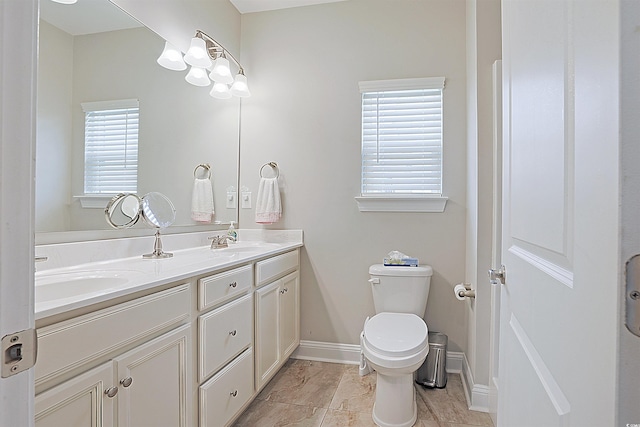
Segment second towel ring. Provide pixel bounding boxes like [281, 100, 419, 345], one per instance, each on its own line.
[194, 163, 211, 179]
[259, 162, 279, 178]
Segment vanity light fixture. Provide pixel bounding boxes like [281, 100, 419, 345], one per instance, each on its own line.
[157, 41, 187, 71]
[50, 0, 78, 4]
[157, 30, 250, 98]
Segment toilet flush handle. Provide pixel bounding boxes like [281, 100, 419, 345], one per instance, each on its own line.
[368, 278, 380, 285]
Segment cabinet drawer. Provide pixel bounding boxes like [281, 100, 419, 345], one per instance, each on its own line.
[199, 293, 252, 381]
[255, 250, 299, 286]
[36, 284, 190, 386]
[199, 347, 253, 427]
[199, 264, 253, 311]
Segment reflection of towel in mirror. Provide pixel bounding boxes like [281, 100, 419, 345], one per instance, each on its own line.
[191, 178, 214, 223]
[255, 177, 281, 224]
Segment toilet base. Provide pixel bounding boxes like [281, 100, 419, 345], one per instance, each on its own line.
[371, 371, 417, 427]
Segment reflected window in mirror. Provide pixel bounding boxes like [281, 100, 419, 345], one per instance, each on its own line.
[81, 99, 139, 194]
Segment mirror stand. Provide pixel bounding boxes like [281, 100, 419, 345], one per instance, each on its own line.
[143, 229, 173, 259]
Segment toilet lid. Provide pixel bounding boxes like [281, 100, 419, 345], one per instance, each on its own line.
[363, 312, 428, 358]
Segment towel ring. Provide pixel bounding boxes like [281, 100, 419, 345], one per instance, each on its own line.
[259, 162, 279, 178]
[194, 163, 211, 179]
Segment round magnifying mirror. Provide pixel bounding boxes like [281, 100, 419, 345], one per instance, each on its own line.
[141, 192, 176, 229]
[105, 193, 142, 229]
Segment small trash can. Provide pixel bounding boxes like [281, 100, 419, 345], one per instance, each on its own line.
[416, 331, 448, 388]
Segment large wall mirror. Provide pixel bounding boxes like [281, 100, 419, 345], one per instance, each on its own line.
[36, 0, 239, 243]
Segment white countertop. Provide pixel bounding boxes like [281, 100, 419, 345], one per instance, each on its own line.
[35, 230, 303, 320]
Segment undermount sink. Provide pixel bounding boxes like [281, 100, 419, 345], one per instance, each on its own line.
[35, 270, 134, 304]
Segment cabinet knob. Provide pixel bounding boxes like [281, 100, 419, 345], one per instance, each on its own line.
[120, 377, 133, 388]
[104, 387, 118, 398]
[229, 281, 237, 288]
[280, 288, 288, 294]
[229, 330, 237, 336]
[230, 390, 238, 397]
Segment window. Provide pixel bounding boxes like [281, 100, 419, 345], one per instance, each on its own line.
[355, 77, 447, 212]
[81, 99, 139, 195]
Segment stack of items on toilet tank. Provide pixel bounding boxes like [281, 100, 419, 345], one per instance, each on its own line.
[383, 250, 419, 267]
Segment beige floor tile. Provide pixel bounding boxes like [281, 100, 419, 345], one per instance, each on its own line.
[416, 375, 493, 427]
[320, 409, 378, 427]
[257, 359, 347, 408]
[233, 400, 326, 427]
[328, 366, 376, 413]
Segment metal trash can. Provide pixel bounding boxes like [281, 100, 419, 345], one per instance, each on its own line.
[416, 331, 447, 388]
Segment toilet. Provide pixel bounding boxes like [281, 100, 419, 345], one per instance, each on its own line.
[362, 264, 433, 427]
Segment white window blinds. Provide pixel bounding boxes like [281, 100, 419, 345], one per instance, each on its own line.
[359, 77, 444, 196]
[81, 99, 139, 194]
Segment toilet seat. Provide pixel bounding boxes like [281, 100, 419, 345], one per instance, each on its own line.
[362, 312, 429, 370]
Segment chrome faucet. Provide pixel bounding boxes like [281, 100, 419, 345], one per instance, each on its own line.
[209, 234, 236, 249]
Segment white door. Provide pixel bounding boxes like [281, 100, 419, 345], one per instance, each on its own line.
[0, 0, 38, 426]
[498, 1, 619, 426]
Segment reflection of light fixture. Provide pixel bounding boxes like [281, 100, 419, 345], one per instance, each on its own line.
[210, 82, 232, 99]
[50, 0, 78, 3]
[185, 66, 211, 87]
[156, 30, 250, 99]
[157, 41, 186, 71]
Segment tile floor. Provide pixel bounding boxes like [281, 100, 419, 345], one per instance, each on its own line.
[233, 360, 495, 427]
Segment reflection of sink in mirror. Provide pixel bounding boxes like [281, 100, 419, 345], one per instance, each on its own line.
[35, 270, 133, 303]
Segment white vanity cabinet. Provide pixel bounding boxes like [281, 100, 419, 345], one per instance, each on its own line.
[254, 250, 300, 391]
[35, 285, 192, 427]
[197, 265, 254, 427]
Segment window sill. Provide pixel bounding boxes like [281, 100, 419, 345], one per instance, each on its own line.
[355, 195, 448, 213]
[74, 195, 117, 209]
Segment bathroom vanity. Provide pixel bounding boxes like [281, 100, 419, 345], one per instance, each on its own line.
[33, 231, 302, 427]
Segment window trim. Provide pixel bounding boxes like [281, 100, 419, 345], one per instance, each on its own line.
[356, 77, 447, 213]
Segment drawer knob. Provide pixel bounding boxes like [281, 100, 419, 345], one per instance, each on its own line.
[230, 390, 238, 397]
[105, 387, 118, 398]
[280, 288, 288, 294]
[229, 281, 237, 288]
[120, 377, 133, 388]
[229, 330, 237, 336]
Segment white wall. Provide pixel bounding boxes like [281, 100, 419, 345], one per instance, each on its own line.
[239, 0, 469, 350]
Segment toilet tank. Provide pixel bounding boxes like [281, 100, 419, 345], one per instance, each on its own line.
[369, 264, 433, 316]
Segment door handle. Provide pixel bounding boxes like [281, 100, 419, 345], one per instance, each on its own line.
[488, 265, 506, 285]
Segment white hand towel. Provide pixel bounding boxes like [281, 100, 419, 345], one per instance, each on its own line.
[255, 177, 281, 224]
[191, 178, 214, 223]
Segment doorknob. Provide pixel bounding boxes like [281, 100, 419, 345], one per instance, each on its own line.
[488, 265, 506, 285]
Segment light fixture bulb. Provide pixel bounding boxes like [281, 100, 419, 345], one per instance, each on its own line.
[183, 37, 212, 68]
[210, 82, 232, 99]
[156, 41, 186, 71]
[50, 0, 77, 3]
[185, 66, 211, 87]
[209, 56, 234, 84]
[230, 72, 251, 97]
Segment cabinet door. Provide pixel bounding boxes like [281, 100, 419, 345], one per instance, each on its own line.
[254, 280, 280, 390]
[114, 325, 191, 427]
[279, 271, 300, 360]
[35, 361, 115, 427]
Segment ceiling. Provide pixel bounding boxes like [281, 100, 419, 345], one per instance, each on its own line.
[229, 0, 347, 14]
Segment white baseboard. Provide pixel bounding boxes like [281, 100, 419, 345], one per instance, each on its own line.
[460, 352, 490, 412]
[291, 341, 490, 413]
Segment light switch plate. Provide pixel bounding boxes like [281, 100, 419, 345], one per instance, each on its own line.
[241, 192, 252, 209]
[226, 193, 235, 209]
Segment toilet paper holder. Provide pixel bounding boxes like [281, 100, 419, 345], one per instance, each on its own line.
[455, 283, 476, 299]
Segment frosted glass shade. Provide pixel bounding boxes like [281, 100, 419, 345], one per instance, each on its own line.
[230, 73, 251, 97]
[184, 37, 212, 68]
[157, 42, 186, 71]
[209, 56, 234, 84]
[50, 0, 77, 3]
[210, 82, 232, 99]
[185, 66, 211, 87]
